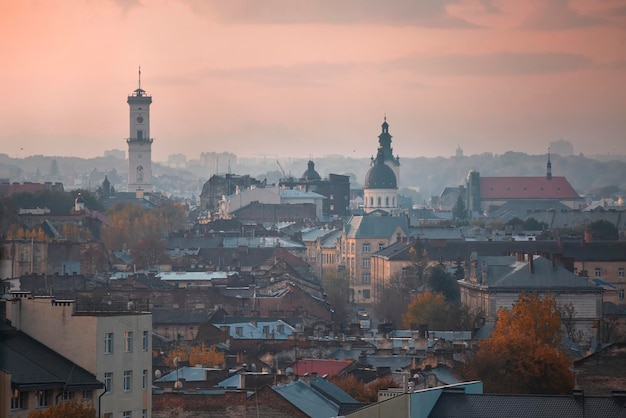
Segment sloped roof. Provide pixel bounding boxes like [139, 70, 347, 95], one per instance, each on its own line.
[151, 308, 214, 324]
[0, 327, 103, 391]
[344, 215, 409, 239]
[288, 358, 354, 376]
[272, 380, 340, 418]
[310, 377, 359, 405]
[479, 176, 581, 200]
[478, 256, 599, 291]
[429, 392, 625, 417]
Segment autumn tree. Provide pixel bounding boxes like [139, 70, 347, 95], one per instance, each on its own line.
[463, 292, 574, 394]
[329, 374, 369, 402]
[165, 342, 225, 368]
[101, 201, 186, 253]
[29, 399, 96, 418]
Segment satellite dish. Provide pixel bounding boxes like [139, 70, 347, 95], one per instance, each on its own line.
[155, 369, 162, 378]
[174, 380, 183, 390]
[285, 367, 294, 375]
[173, 357, 180, 367]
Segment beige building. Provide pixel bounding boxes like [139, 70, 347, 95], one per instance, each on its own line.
[6, 293, 152, 418]
[339, 215, 409, 304]
[370, 240, 415, 304]
[459, 254, 603, 349]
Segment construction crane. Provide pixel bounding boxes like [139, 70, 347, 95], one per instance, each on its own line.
[276, 160, 287, 178]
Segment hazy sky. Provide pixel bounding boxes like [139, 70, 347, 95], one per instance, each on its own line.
[1, 0, 625, 162]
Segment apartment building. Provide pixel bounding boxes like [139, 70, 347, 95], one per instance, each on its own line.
[6, 293, 152, 418]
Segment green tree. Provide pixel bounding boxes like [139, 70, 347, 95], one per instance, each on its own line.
[403, 291, 463, 330]
[463, 292, 574, 394]
[426, 265, 460, 302]
[452, 194, 468, 224]
[586, 220, 619, 240]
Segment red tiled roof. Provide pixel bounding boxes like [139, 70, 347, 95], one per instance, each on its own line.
[288, 358, 353, 377]
[479, 176, 581, 200]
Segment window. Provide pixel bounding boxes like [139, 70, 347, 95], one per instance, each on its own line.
[377, 197, 381, 206]
[104, 332, 113, 354]
[104, 414, 113, 418]
[62, 391, 74, 401]
[362, 273, 371, 284]
[385, 197, 389, 206]
[142, 369, 148, 391]
[137, 130, 143, 140]
[123, 370, 132, 392]
[378, 243, 385, 251]
[143, 330, 149, 351]
[124, 331, 133, 352]
[104, 372, 112, 393]
[619, 268, 625, 279]
[234, 326, 243, 336]
[363, 289, 371, 299]
[11, 391, 26, 410]
[362, 257, 370, 268]
[620, 289, 625, 301]
[142, 410, 148, 418]
[595, 268, 602, 277]
[277, 324, 285, 334]
[82, 390, 92, 400]
[37, 390, 51, 408]
[123, 411, 132, 418]
[350, 242, 355, 253]
[263, 325, 270, 335]
[329, 204, 334, 211]
[362, 243, 370, 253]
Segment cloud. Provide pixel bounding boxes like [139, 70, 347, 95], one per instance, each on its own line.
[186, 0, 480, 28]
[388, 51, 595, 76]
[195, 61, 362, 88]
[519, 0, 606, 30]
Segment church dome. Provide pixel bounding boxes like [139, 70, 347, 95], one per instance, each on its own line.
[302, 160, 321, 182]
[365, 149, 397, 189]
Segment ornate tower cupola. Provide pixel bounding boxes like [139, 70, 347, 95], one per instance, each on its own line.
[127, 67, 154, 193]
[373, 116, 401, 187]
[547, 147, 552, 180]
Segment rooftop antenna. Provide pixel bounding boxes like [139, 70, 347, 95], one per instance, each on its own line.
[138, 66, 142, 90]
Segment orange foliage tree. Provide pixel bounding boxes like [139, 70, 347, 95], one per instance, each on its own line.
[28, 400, 95, 418]
[165, 342, 225, 368]
[329, 374, 399, 403]
[463, 292, 574, 394]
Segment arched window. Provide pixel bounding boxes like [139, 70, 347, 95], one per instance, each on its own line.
[377, 197, 381, 206]
[370, 197, 373, 206]
[385, 197, 389, 206]
[392, 197, 395, 206]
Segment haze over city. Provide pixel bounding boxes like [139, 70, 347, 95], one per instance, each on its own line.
[2, 0, 625, 162]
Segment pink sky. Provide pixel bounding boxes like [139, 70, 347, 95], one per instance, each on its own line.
[1, 0, 625, 162]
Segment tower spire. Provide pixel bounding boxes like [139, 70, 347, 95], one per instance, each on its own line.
[138, 66, 141, 91]
[547, 147, 552, 180]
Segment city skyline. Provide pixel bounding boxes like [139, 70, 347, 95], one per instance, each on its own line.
[1, 0, 625, 162]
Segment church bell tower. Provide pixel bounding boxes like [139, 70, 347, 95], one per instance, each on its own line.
[127, 67, 153, 193]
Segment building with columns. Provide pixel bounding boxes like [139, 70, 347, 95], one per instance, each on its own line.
[127, 69, 153, 193]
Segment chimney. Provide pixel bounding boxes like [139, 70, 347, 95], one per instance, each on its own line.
[529, 253, 535, 274]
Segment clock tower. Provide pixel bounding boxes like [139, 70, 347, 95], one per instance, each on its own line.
[127, 67, 153, 193]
